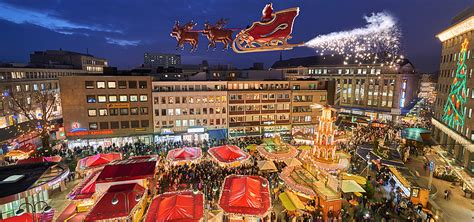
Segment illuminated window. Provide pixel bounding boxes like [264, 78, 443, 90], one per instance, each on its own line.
[99, 108, 108, 116]
[97, 81, 105, 89]
[89, 122, 98, 130]
[119, 95, 127, 102]
[107, 81, 116, 89]
[130, 95, 138, 102]
[140, 95, 148, 102]
[97, 95, 106, 103]
[87, 95, 96, 103]
[130, 107, 138, 115]
[108, 95, 117, 102]
[88, 109, 97, 117]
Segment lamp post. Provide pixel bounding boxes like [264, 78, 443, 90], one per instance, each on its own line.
[366, 154, 371, 178]
[16, 201, 52, 222]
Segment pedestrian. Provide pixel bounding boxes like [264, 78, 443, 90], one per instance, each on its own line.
[444, 189, 448, 200]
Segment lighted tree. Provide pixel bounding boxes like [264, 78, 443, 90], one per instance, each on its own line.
[3, 88, 59, 156]
[442, 38, 469, 129]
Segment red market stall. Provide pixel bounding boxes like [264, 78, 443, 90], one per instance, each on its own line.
[166, 147, 202, 165]
[76, 152, 122, 176]
[4, 143, 37, 160]
[219, 175, 272, 219]
[84, 183, 147, 222]
[67, 170, 101, 211]
[1, 213, 42, 222]
[16, 156, 62, 165]
[145, 190, 204, 222]
[208, 145, 250, 167]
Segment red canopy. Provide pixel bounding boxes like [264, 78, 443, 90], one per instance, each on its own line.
[219, 175, 271, 217]
[2, 213, 41, 222]
[17, 143, 36, 153]
[68, 170, 100, 200]
[145, 190, 204, 222]
[17, 156, 62, 165]
[208, 145, 249, 163]
[85, 183, 145, 221]
[77, 153, 122, 171]
[96, 158, 156, 183]
[166, 147, 202, 162]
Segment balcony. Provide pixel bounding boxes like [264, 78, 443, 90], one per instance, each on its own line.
[261, 110, 276, 114]
[276, 109, 290, 113]
[229, 111, 245, 115]
[245, 110, 260, 114]
[277, 99, 291, 102]
[229, 100, 244, 104]
[245, 99, 261, 103]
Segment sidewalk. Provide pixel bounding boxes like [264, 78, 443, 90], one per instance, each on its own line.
[405, 155, 474, 222]
[49, 178, 80, 221]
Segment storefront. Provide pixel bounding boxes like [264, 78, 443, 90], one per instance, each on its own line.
[67, 135, 152, 148]
[388, 167, 429, 207]
[292, 125, 314, 144]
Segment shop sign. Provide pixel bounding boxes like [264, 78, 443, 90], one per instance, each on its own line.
[390, 108, 401, 115]
[263, 121, 275, 125]
[67, 130, 114, 137]
[106, 103, 130, 108]
[161, 128, 174, 135]
[187, 127, 205, 133]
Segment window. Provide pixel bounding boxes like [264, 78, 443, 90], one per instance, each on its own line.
[110, 108, 118, 116]
[176, 120, 182, 127]
[139, 81, 147, 89]
[119, 95, 128, 102]
[130, 107, 138, 115]
[97, 81, 106, 89]
[98, 95, 107, 103]
[99, 122, 109, 129]
[85, 81, 94, 89]
[108, 95, 117, 102]
[87, 95, 96, 103]
[121, 121, 129, 129]
[99, 108, 108, 116]
[120, 108, 129, 115]
[168, 109, 174, 116]
[141, 120, 149, 128]
[88, 109, 97, 117]
[110, 121, 119, 129]
[107, 81, 116, 89]
[128, 81, 137, 89]
[89, 122, 98, 130]
[118, 81, 127, 89]
[175, 108, 181, 115]
[161, 109, 167, 116]
[140, 95, 148, 102]
[130, 95, 138, 102]
[131, 120, 139, 128]
[140, 107, 148, 115]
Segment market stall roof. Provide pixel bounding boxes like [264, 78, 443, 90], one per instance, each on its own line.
[2, 213, 41, 222]
[166, 147, 202, 162]
[85, 183, 145, 221]
[96, 157, 156, 183]
[208, 145, 249, 164]
[17, 156, 62, 165]
[298, 145, 312, 150]
[68, 170, 100, 200]
[401, 128, 432, 143]
[257, 160, 277, 171]
[284, 158, 302, 167]
[145, 190, 204, 222]
[279, 193, 296, 211]
[341, 173, 367, 185]
[219, 175, 271, 217]
[76, 153, 122, 171]
[341, 180, 366, 193]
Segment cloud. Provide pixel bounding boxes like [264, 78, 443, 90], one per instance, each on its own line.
[105, 37, 141, 46]
[0, 2, 120, 34]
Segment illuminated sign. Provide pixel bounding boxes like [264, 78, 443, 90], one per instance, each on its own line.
[106, 103, 130, 108]
[187, 127, 205, 133]
[436, 16, 474, 42]
[161, 128, 174, 135]
[66, 130, 114, 137]
[70, 121, 87, 133]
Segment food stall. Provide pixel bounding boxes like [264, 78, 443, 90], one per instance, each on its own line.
[166, 147, 202, 165]
[257, 136, 298, 161]
[388, 167, 430, 207]
[208, 145, 250, 167]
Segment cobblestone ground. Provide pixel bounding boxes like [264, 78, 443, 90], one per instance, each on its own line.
[49, 179, 80, 221]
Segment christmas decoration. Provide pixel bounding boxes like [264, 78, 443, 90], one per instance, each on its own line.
[442, 38, 469, 129]
[312, 105, 338, 161]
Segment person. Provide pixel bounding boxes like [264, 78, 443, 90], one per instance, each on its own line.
[444, 189, 448, 200]
[261, 3, 273, 22]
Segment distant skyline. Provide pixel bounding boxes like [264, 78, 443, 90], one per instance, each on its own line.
[0, 0, 472, 72]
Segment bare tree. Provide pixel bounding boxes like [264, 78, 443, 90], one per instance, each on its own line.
[5, 87, 59, 156]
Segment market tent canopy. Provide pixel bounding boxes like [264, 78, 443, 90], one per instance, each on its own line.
[401, 128, 432, 143]
[68, 170, 100, 200]
[77, 153, 122, 171]
[166, 147, 202, 162]
[246, 144, 257, 151]
[279, 193, 296, 211]
[341, 173, 367, 185]
[17, 156, 62, 165]
[284, 158, 302, 167]
[145, 190, 204, 222]
[257, 160, 277, 171]
[96, 158, 156, 183]
[341, 180, 366, 193]
[2, 213, 42, 222]
[298, 145, 312, 150]
[208, 145, 249, 164]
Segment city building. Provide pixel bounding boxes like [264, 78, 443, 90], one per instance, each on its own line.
[0, 162, 69, 219]
[152, 81, 228, 143]
[30, 50, 107, 73]
[143, 52, 181, 68]
[272, 55, 419, 121]
[59, 75, 154, 147]
[432, 7, 474, 176]
[418, 73, 437, 103]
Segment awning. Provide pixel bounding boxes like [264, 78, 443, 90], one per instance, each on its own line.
[341, 180, 366, 193]
[284, 190, 305, 210]
[341, 173, 367, 185]
[145, 190, 204, 222]
[284, 158, 302, 167]
[279, 193, 296, 211]
[298, 145, 312, 150]
[257, 160, 277, 171]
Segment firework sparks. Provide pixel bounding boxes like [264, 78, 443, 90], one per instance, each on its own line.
[305, 12, 402, 66]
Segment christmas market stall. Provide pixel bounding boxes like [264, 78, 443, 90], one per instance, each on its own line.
[145, 190, 204, 222]
[16, 156, 62, 165]
[166, 147, 202, 165]
[208, 145, 250, 167]
[76, 152, 122, 177]
[4, 143, 37, 160]
[84, 183, 147, 222]
[218, 175, 272, 221]
[257, 136, 298, 161]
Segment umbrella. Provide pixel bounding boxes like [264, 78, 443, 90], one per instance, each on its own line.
[341, 180, 366, 193]
[284, 158, 302, 167]
[257, 160, 277, 171]
[298, 145, 312, 150]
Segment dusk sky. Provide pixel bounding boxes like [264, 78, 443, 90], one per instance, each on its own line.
[0, 0, 472, 72]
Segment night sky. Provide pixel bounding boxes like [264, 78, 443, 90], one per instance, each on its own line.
[0, 0, 471, 72]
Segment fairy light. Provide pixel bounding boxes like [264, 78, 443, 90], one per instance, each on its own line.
[305, 12, 403, 65]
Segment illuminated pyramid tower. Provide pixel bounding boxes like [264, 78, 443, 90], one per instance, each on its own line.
[313, 105, 337, 161]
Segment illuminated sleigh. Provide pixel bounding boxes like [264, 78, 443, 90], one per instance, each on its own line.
[232, 7, 303, 53]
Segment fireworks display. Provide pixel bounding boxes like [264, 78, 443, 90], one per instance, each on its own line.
[305, 12, 403, 66]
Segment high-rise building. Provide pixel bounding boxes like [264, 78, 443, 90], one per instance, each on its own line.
[432, 6, 474, 175]
[272, 55, 419, 121]
[418, 73, 437, 103]
[143, 53, 181, 68]
[30, 50, 107, 73]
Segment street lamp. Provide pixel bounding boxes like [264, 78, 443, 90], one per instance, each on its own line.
[16, 201, 52, 222]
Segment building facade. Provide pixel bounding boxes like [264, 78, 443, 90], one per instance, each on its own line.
[152, 81, 228, 143]
[432, 7, 474, 176]
[30, 50, 107, 73]
[272, 56, 419, 121]
[418, 74, 437, 103]
[144, 52, 181, 68]
[59, 75, 154, 147]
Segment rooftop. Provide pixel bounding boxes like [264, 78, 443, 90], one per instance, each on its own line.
[0, 162, 57, 198]
[271, 55, 412, 69]
[96, 158, 156, 183]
